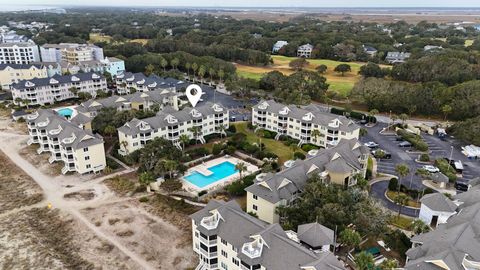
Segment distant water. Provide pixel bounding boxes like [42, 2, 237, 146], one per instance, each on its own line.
[0, 5, 59, 12]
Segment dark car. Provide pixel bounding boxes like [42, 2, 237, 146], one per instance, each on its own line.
[395, 136, 404, 141]
[455, 179, 470, 192]
[398, 141, 412, 147]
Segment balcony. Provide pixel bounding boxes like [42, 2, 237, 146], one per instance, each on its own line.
[199, 248, 218, 258]
[199, 236, 217, 246]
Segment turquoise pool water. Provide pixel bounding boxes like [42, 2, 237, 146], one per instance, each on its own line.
[184, 161, 238, 188]
[57, 108, 73, 118]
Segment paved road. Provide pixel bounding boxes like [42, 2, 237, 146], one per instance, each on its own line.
[370, 181, 419, 217]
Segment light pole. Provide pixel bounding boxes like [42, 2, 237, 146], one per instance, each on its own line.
[448, 145, 454, 172]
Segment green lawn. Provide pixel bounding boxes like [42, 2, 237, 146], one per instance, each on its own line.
[234, 122, 294, 164]
[390, 215, 414, 230]
[236, 69, 265, 80]
[328, 81, 355, 98]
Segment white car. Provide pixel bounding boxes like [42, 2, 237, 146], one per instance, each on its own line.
[423, 165, 440, 173]
[364, 141, 379, 148]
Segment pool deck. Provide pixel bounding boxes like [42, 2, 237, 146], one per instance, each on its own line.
[54, 105, 78, 118]
[182, 155, 259, 194]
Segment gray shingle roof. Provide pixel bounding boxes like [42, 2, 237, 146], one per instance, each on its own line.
[245, 139, 368, 203]
[253, 100, 359, 133]
[420, 193, 457, 213]
[191, 200, 345, 270]
[405, 188, 480, 270]
[0, 63, 44, 70]
[11, 72, 104, 89]
[429, 172, 449, 183]
[116, 72, 189, 90]
[297, 222, 334, 248]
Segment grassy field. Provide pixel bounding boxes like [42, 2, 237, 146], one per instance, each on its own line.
[390, 215, 414, 230]
[234, 122, 295, 164]
[89, 33, 113, 43]
[236, 55, 380, 98]
[386, 191, 421, 208]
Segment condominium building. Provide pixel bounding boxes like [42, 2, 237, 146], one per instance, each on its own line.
[190, 200, 346, 270]
[252, 100, 360, 148]
[297, 44, 314, 58]
[0, 63, 48, 89]
[405, 185, 480, 269]
[0, 42, 40, 64]
[76, 88, 179, 118]
[246, 139, 369, 224]
[40, 43, 104, 64]
[26, 109, 106, 174]
[117, 102, 228, 154]
[11, 72, 107, 107]
[115, 72, 189, 94]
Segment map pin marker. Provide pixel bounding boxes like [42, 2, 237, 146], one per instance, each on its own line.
[186, 84, 203, 107]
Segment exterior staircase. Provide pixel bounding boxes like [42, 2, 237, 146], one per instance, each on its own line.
[173, 141, 182, 150]
[297, 139, 305, 147]
[61, 166, 69, 175]
[48, 156, 56, 164]
[275, 133, 282, 140]
[199, 136, 206, 144]
[195, 262, 207, 270]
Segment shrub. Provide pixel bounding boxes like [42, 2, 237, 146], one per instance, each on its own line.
[388, 178, 398, 191]
[228, 125, 237, 133]
[225, 145, 236, 155]
[301, 144, 319, 152]
[419, 153, 430, 162]
[434, 159, 457, 182]
[397, 129, 429, 152]
[139, 196, 149, 202]
[212, 144, 223, 155]
[106, 157, 121, 170]
[160, 179, 182, 193]
[294, 152, 306, 160]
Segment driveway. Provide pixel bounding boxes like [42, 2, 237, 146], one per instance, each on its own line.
[370, 180, 419, 217]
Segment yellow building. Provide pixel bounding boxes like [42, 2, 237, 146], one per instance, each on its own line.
[0, 63, 47, 90]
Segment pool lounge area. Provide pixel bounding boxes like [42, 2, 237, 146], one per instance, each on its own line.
[182, 156, 259, 193]
[54, 106, 77, 119]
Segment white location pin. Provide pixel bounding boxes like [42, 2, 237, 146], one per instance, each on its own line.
[186, 84, 203, 107]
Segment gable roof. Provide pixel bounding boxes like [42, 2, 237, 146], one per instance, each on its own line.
[420, 193, 457, 213]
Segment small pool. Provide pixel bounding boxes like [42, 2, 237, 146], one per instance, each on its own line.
[184, 161, 238, 188]
[57, 108, 73, 118]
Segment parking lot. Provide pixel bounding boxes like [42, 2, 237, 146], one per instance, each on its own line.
[361, 122, 480, 191]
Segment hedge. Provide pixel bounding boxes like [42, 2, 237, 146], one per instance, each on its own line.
[330, 107, 376, 123]
[397, 129, 429, 152]
[434, 159, 457, 182]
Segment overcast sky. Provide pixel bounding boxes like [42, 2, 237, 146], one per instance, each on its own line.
[6, 0, 480, 8]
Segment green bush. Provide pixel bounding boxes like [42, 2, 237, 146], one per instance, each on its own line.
[388, 178, 398, 191]
[301, 144, 319, 152]
[212, 144, 224, 155]
[294, 152, 306, 160]
[397, 129, 429, 152]
[434, 159, 457, 182]
[106, 157, 121, 170]
[139, 196, 149, 202]
[228, 125, 236, 133]
[419, 153, 430, 162]
[225, 145, 236, 155]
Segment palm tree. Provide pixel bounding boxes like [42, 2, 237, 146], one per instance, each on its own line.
[191, 63, 198, 82]
[160, 57, 168, 72]
[164, 160, 178, 179]
[399, 113, 408, 126]
[145, 64, 155, 76]
[139, 172, 155, 192]
[218, 69, 225, 83]
[170, 58, 179, 70]
[235, 162, 247, 180]
[254, 129, 264, 151]
[218, 124, 227, 138]
[394, 193, 410, 217]
[179, 134, 190, 150]
[68, 86, 78, 97]
[311, 129, 321, 144]
[441, 104, 452, 121]
[368, 109, 379, 124]
[198, 65, 206, 84]
[290, 144, 299, 159]
[395, 163, 410, 194]
[208, 67, 216, 83]
[355, 251, 375, 270]
[188, 126, 202, 142]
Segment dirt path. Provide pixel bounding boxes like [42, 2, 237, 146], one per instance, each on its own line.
[0, 131, 155, 269]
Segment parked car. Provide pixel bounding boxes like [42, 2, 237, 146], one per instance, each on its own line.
[230, 116, 236, 122]
[398, 141, 412, 147]
[372, 149, 392, 159]
[364, 141, 379, 149]
[395, 136, 404, 141]
[422, 165, 440, 173]
[455, 179, 470, 192]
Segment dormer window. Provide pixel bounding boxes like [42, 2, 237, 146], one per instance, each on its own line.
[136, 79, 145, 84]
[191, 109, 202, 118]
[257, 102, 269, 110]
[25, 81, 35, 87]
[165, 115, 178, 124]
[242, 236, 268, 259]
[212, 104, 223, 112]
[126, 76, 135, 82]
[279, 106, 290, 115]
[49, 78, 59, 84]
[92, 73, 100, 79]
[71, 75, 80, 82]
[148, 82, 157, 88]
[200, 210, 223, 230]
[302, 112, 314, 121]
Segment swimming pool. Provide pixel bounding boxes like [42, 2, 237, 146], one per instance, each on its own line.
[184, 161, 238, 188]
[57, 108, 73, 118]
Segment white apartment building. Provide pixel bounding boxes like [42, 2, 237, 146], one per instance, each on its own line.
[272, 40, 288, 54]
[11, 72, 107, 107]
[0, 63, 48, 89]
[0, 42, 40, 64]
[40, 43, 104, 64]
[117, 102, 229, 155]
[115, 72, 189, 94]
[26, 109, 106, 174]
[246, 139, 369, 224]
[190, 200, 346, 270]
[252, 100, 360, 148]
[297, 44, 314, 58]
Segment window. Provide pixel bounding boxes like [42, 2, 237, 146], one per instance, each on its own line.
[232, 258, 239, 266]
[221, 262, 228, 270]
[253, 195, 258, 200]
[221, 250, 228, 258]
[221, 239, 227, 245]
[253, 205, 258, 211]
[85, 156, 90, 161]
[86, 164, 91, 169]
[83, 147, 88, 152]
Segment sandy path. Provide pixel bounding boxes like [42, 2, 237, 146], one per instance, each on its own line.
[0, 131, 154, 270]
